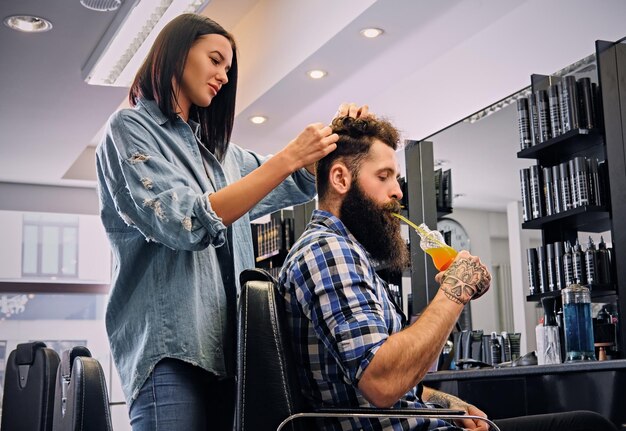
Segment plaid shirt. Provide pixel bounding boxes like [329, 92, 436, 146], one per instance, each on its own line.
[278, 210, 460, 431]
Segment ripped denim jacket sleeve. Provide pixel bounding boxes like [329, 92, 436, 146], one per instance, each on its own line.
[96, 110, 225, 251]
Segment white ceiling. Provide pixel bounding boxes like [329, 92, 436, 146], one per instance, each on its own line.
[1, 0, 625, 212]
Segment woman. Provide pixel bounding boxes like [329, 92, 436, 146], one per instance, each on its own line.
[96, 13, 368, 430]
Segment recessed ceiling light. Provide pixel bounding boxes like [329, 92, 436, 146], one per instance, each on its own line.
[360, 27, 384, 38]
[307, 69, 327, 79]
[3, 15, 53, 33]
[250, 116, 267, 125]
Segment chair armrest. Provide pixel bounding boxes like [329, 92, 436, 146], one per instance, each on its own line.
[277, 408, 501, 431]
[315, 407, 465, 416]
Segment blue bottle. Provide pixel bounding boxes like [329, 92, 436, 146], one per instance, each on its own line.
[561, 284, 596, 361]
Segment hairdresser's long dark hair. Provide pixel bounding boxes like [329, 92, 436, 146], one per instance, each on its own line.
[129, 13, 238, 161]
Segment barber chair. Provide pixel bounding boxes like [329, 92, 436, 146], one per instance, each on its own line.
[1, 341, 60, 431]
[236, 268, 500, 431]
[51, 346, 112, 431]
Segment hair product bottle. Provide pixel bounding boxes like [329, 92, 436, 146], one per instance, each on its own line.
[520, 168, 532, 222]
[568, 159, 579, 208]
[573, 156, 590, 207]
[517, 98, 532, 150]
[548, 83, 562, 137]
[577, 77, 595, 129]
[554, 241, 565, 290]
[527, 248, 539, 295]
[551, 165, 562, 213]
[546, 243, 557, 291]
[561, 75, 580, 132]
[489, 332, 502, 366]
[572, 238, 586, 285]
[588, 158, 601, 206]
[597, 236, 612, 285]
[585, 236, 598, 288]
[563, 241, 574, 287]
[543, 166, 554, 216]
[536, 297, 562, 365]
[529, 92, 540, 146]
[559, 162, 572, 212]
[530, 165, 544, 219]
[537, 246, 548, 294]
[536, 90, 551, 143]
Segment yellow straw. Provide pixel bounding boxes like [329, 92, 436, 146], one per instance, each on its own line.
[391, 213, 449, 248]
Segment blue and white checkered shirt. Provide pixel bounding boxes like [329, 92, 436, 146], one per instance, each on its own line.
[278, 210, 460, 431]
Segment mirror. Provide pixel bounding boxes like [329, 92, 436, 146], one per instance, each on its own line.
[412, 53, 600, 341]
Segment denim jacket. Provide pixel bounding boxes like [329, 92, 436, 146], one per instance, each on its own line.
[96, 98, 316, 403]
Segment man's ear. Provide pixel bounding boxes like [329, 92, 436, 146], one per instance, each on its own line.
[328, 162, 352, 196]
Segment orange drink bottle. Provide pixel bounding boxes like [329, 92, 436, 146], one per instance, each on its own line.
[424, 244, 458, 271]
[391, 214, 458, 271]
[416, 223, 458, 271]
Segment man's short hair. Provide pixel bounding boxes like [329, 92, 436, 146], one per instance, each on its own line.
[316, 116, 400, 199]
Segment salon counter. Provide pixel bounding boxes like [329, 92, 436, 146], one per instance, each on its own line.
[422, 359, 626, 428]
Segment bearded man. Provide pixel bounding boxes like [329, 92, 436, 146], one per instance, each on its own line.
[278, 116, 615, 431]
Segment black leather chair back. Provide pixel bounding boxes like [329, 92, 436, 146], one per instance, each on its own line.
[1, 341, 60, 431]
[236, 268, 311, 431]
[51, 346, 112, 431]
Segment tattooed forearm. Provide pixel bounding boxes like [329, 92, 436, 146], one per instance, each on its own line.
[440, 258, 490, 304]
[426, 392, 452, 408]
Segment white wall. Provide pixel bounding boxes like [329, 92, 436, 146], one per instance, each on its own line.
[0, 211, 22, 280]
[448, 208, 503, 333]
[0, 210, 111, 283]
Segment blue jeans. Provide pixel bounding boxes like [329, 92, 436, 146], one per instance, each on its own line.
[129, 358, 235, 431]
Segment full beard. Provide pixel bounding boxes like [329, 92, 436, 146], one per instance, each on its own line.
[340, 182, 409, 273]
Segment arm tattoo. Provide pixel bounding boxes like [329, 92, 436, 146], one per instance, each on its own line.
[440, 259, 489, 304]
[426, 390, 470, 410]
[426, 392, 452, 408]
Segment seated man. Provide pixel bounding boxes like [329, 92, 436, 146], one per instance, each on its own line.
[278, 115, 616, 431]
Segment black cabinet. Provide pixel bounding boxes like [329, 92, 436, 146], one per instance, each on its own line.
[518, 37, 626, 355]
[423, 360, 626, 427]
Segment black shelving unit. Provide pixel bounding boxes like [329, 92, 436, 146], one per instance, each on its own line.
[404, 140, 471, 328]
[252, 208, 298, 279]
[404, 140, 440, 315]
[518, 37, 626, 356]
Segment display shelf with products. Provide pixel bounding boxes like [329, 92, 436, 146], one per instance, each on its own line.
[516, 37, 626, 358]
[517, 128, 603, 162]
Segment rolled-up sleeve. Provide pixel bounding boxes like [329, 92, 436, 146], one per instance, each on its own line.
[96, 111, 226, 250]
[290, 236, 390, 385]
[230, 144, 316, 220]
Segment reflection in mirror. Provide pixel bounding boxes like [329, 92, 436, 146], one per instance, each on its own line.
[410, 52, 606, 352]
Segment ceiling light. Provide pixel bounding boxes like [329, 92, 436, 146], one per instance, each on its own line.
[3, 15, 53, 33]
[360, 27, 384, 38]
[80, 0, 122, 11]
[83, 0, 210, 87]
[250, 116, 267, 125]
[307, 70, 327, 79]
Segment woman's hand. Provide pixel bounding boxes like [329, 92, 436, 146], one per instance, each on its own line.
[280, 123, 338, 174]
[334, 102, 372, 120]
[301, 103, 373, 174]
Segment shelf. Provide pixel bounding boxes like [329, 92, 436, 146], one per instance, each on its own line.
[255, 249, 285, 263]
[522, 205, 610, 232]
[517, 128, 603, 163]
[526, 284, 617, 302]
